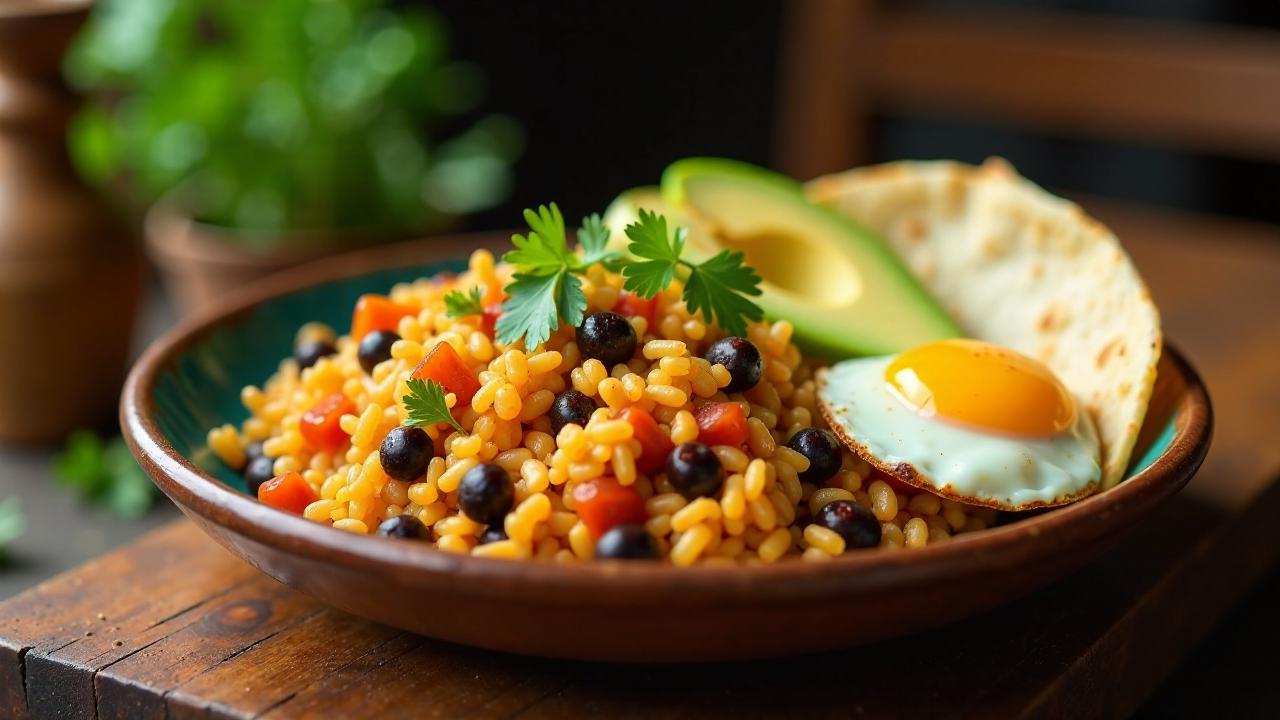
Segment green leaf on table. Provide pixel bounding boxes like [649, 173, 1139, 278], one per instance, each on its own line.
[54, 430, 110, 496]
[53, 431, 158, 519]
[0, 498, 24, 565]
[102, 441, 157, 519]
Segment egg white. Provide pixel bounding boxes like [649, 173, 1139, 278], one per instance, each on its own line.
[817, 356, 1102, 509]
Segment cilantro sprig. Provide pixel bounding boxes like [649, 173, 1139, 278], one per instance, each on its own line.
[495, 203, 764, 348]
[443, 287, 484, 318]
[403, 378, 465, 433]
[621, 210, 763, 336]
[495, 204, 623, 349]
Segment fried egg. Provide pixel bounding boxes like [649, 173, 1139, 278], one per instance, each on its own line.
[816, 339, 1101, 510]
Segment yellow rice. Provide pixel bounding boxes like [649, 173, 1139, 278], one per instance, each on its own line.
[210, 249, 997, 564]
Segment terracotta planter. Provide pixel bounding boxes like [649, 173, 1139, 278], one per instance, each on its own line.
[144, 203, 414, 317]
[0, 0, 143, 444]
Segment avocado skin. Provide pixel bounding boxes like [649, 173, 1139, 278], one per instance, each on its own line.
[661, 157, 805, 205]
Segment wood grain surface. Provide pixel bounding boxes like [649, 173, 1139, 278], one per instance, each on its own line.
[2, 202, 1278, 719]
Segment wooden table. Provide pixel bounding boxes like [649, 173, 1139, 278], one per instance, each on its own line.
[2, 202, 1278, 719]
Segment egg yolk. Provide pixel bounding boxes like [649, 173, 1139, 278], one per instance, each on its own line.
[884, 339, 1075, 438]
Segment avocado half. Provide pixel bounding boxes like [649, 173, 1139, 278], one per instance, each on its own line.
[605, 158, 960, 358]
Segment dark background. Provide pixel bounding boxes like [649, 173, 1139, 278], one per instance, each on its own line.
[431, 0, 784, 227]
[436, 0, 1280, 231]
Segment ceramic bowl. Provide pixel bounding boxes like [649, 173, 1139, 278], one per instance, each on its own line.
[121, 232, 1212, 662]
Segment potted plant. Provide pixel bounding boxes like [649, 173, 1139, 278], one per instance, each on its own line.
[64, 0, 521, 314]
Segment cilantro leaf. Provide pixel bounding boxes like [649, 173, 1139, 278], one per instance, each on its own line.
[496, 270, 563, 349]
[620, 259, 676, 299]
[525, 203, 568, 250]
[496, 203, 611, 349]
[624, 209, 684, 263]
[444, 286, 485, 318]
[619, 210, 763, 336]
[621, 210, 685, 298]
[555, 271, 588, 330]
[0, 498, 24, 564]
[403, 378, 465, 433]
[499, 203, 758, 350]
[684, 249, 765, 337]
[577, 214, 620, 268]
[504, 204, 570, 271]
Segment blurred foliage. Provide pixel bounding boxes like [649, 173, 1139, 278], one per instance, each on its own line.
[54, 432, 159, 519]
[66, 0, 522, 242]
[0, 499, 23, 565]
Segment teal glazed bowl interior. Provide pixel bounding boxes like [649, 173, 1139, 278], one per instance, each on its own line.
[122, 233, 1212, 662]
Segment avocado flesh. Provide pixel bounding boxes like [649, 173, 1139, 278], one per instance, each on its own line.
[657, 158, 960, 358]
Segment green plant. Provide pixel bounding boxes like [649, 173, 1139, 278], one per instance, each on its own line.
[66, 0, 521, 242]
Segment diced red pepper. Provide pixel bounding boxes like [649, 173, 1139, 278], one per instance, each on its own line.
[300, 392, 356, 452]
[481, 303, 503, 337]
[572, 477, 648, 539]
[351, 294, 417, 342]
[411, 341, 481, 405]
[611, 291, 658, 325]
[619, 406, 674, 474]
[694, 402, 749, 447]
[257, 472, 319, 515]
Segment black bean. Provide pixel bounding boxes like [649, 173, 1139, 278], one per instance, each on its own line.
[703, 337, 763, 393]
[576, 312, 637, 367]
[786, 427, 843, 483]
[665, 442, 724, 499]
[379, 426, 433, 482]
[478, 526, 509, 545]
[457, 463, 515, 526]
[243, 455, 276, 496]
[295, 339, 337, 370]
[550, 390, 596, 435]
[595, 524, 661, 560]
[377, 515, 429, 540]
[358, 330, 400, 373]
[816, 500, 881, 550]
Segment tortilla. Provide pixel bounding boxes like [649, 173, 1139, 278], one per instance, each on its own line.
[807, 158, 1161, 489]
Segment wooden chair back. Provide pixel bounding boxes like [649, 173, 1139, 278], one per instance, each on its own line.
[775, 0, 1280, 179]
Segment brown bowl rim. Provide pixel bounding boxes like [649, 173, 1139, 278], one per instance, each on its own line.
[120, 232, 1213, 605]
